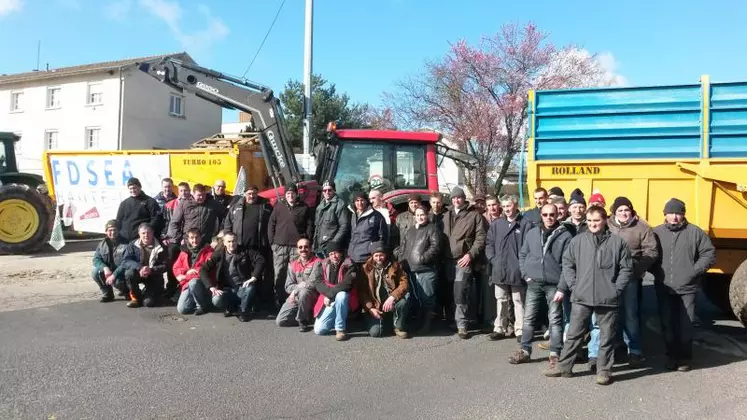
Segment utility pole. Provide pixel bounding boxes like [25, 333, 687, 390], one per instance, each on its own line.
[302, 0, 313, 155]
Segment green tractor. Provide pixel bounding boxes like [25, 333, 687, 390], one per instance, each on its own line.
[0, 132, 56, 254]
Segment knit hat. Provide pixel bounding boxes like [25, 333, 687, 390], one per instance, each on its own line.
[589, 192, 606, 206]
[104, 220, 117, 230]
[284, 183, 298, 194]
[548, 187, 565, 198]
[322, 179, 336, 191]
[370, 241, 388, 255]
[407, 193, 421, 203]
[663, 198, 686, 215]
[325, 241, 346, 254]
[569, 188, 586, 206]
[126, 177, 142, 188]
[610, 196, 634, 213]
[450, 186, 466, 199]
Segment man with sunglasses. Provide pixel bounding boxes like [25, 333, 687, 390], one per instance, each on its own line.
[509, 203, 572, 372]
[276, 238, 322, 331]
[314, 180, 351, 258]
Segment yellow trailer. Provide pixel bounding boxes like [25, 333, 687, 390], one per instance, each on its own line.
[526, 76, 747, 324]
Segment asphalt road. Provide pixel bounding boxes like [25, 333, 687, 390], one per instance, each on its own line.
[2, 288, 747, 420]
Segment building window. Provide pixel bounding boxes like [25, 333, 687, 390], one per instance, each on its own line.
[45, 130, 59, 150]
[10, 91, 23, 112]
[46, 87, 61, 109]
[169, 94, 184, 117]
[85, 127, 100, 150]
[87, 83, 103, 105]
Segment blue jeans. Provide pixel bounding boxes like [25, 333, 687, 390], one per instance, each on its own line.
[589, 279, 641, 358]
[213, 285, 258, 315]
[520, 282, 563, 355]
[314, 291, 350, 335]
[412, 270, 438, 313]
[365, 295, 409, 337]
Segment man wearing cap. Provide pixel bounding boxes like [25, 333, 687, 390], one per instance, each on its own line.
[348, 191, 388, 268]
[314, 180, 351, 257]
[276, 238, 322, 331]
[359, 241, 410, 338]
[548, 187, 565, 200]
[119, 223, 168, 308]
[269, 183, 315, 307]
[311, 241, 359, 341]
[115, 177, 161, 244]
[523, 187, 549, 227]
[564, 188, 588, 236]
[652, 198, 715, 372]
[224, 184, 274, 309]
[91, 220, 129, 302]
[394, 193, 422, 248]
[585, 196, 658, 368]
[442, 186, 486, 339]
[589, 191, 606, 209]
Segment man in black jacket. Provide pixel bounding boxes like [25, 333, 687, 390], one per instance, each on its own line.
[268, 183, 315, 307]
[224, 184, 274, 308]
[198, 231, 265, 322]
[652, 198, 715, 372]
[546, 206, 633, 385]
[486, 195, 531, 341]
[509, 203, 571, 368]
[313, 180, 350, 257]
[522, 187, 548, 228]
[168, 184, 224, 247]
[115, 177, 161, 244]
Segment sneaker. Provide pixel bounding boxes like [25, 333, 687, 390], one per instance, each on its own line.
[335, 331, 348, 341]
[194, 307, 206, 316]
[299, 323, 312, 333]
[508, 349, 531, 364]
[628, 353, 646, 368]
[99, 294, 114, 303]
[126, 300, 141, 308]
[595, 371, 612, 385]
[457, 328, 470, 339]
[588, 358, 598, 373]
[488, 331, 506, 341]
[537, 341, 551, 350]
[395, 329, 410, 339]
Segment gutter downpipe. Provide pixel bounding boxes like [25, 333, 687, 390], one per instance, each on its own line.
[117, 66, 124, 150]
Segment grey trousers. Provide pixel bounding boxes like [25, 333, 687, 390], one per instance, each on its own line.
[444, 260, 473, 329]
[276, 287, 318, 326]
[558, 303, 618, 374]
[656, 287, 696, 362]
[271, 244, 298, 304]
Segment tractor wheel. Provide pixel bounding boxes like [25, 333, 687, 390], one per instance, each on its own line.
[729, 259, 747, 327]
[0, 184, 54, 254]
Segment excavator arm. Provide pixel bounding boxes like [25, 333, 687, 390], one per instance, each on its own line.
[139, 58, 301, 191]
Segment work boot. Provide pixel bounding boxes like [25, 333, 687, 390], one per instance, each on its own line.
[665, 359, 678, 371]
[595, 371, 612, 386]
[508, 349, 531, 364]
[588, 358, 598, 373]
[299, 323, 312, 333]
[548, 354, 559, 370]
[335, 331, 348, 341]
[544, 365, 573, 378]
[395, 329, 410, 339]
[99, 293, 114, 303]
[194, 307, 207, 316]
[488, 331, 506, 341]
[238, 313, 251, 322]
[126, 299, 141, 308]
[457, 328, 470, 339]
[628, 353, 646, 368]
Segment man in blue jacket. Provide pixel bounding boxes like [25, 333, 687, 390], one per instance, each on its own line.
[348, 191, 387, 269]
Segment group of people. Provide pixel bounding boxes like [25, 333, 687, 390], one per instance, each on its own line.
[91, 177, 716, 385]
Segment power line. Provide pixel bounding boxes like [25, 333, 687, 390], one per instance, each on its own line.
[241, 0, 287, 78]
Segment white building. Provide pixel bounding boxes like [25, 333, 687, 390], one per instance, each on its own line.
[0, 52, 221, 175]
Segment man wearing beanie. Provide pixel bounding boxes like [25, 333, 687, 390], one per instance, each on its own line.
[312, 240, 359, 341]
[443, 185, 486, 339]
[115, 177, 161, 244]
[564, 188, 588, 236]
[358, 241, 410, 338]
[652, 198, 715, 372]
[589, 191, 606, 208]
[548, 187, 565, 200]
[91, 220, 129, 302]
[268, 183, 315, 307]
[348, 191, 387, 267]
[586, 197, 658, 368]
[394, 193, 422, 249]
[313, 179, 350, 257]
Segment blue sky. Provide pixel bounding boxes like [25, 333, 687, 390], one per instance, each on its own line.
[1, 0, 745, 122]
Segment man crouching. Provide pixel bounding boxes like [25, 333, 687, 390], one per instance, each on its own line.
[358, 241, 410, 338]
[91, 220, 129, 302]
[174, 228, 214, 315]
[199, 231, 265, 322]
[312, 241, 358, 341]
[121, 223, 167, 308]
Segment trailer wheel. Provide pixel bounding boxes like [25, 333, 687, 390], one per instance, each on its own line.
[729, 259, 747, 327]
[0, 184, 53, 254]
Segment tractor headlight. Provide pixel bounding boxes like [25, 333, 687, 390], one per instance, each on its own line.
[37, 183, 49, 195]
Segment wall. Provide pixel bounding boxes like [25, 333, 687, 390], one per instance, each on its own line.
[0, 73, 121, 175]
[120, 69, 221, 150]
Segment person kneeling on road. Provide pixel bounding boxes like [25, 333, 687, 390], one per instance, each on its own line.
[312, 242, 359, 341]
[174, 228, 214, 315]
[198, 231, 265, 322]
[545, 206, 633, 385]
[359, 242, 410, 338]
[276, 238, 322, 331]
[91, 220, 129, 302]
[120, 223, 168, 308]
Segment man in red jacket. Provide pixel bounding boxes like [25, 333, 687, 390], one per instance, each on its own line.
[174, 228, 214, 315]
